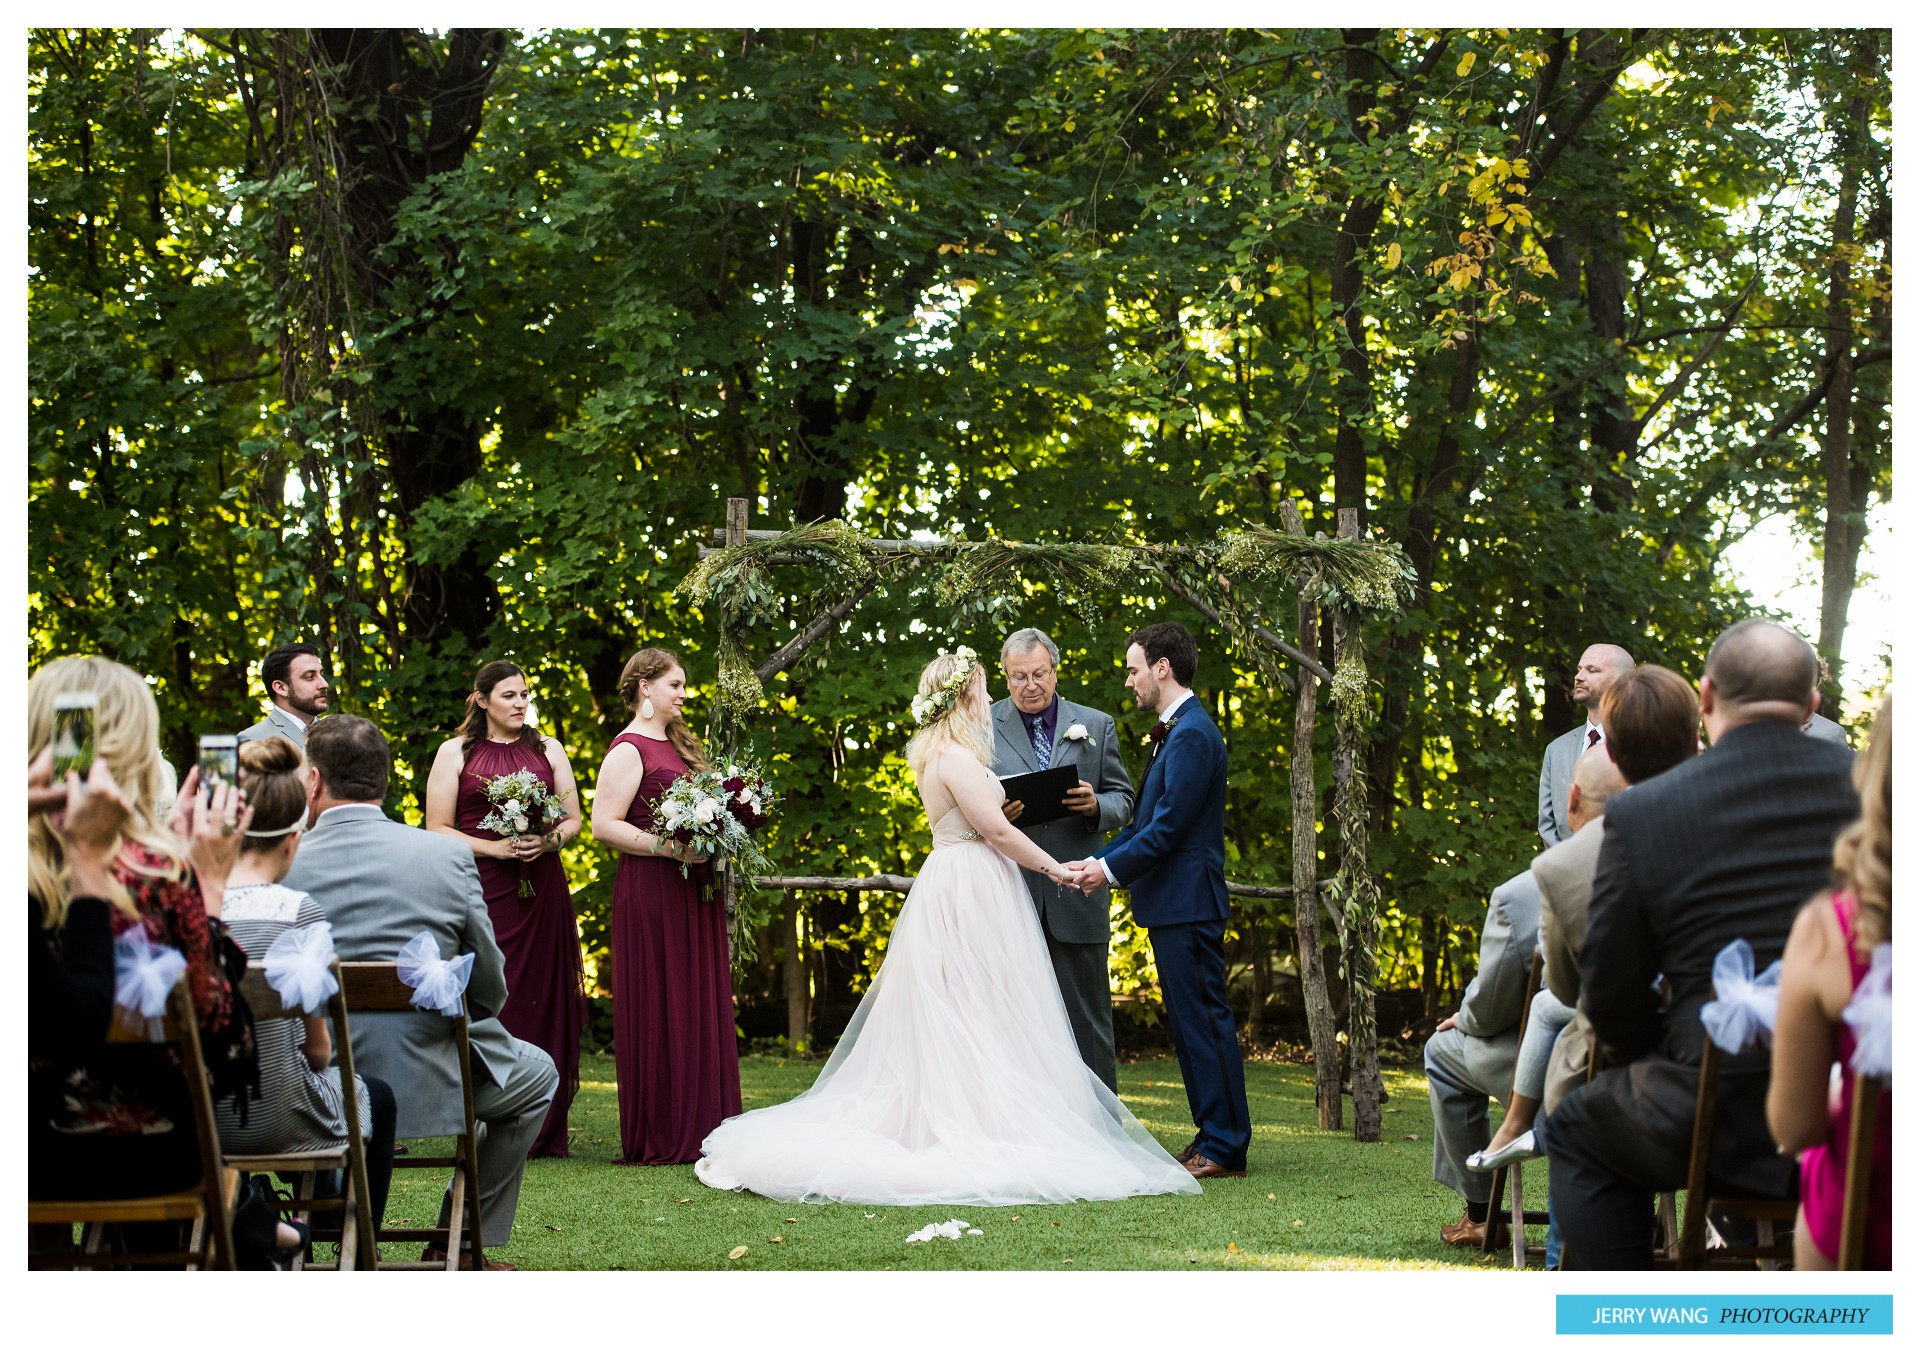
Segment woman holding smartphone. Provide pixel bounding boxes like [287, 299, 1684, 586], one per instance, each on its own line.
[424, 659, 586, 1159]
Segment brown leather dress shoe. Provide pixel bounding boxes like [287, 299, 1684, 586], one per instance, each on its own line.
[1439, 1210, 1509, 1249]
[1184, 1153, 1247, 1180]
[1176, 1139, 1201, 1164]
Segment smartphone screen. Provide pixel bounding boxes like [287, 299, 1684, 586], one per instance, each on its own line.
[198, 734, 240, 799]
[51, 693, 99, 779]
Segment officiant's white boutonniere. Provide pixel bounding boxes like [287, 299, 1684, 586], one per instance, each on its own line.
[1062, 722, 1091, 745]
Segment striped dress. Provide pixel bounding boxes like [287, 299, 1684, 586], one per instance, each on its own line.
[213, 882, 372, 1152]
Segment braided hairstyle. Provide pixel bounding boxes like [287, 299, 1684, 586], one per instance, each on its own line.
[618, 648, 710, 772]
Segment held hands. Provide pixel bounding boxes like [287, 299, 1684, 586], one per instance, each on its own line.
[1062, 858, 1109, 895]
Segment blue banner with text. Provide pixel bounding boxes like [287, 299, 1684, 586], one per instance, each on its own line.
[1557, 1296, 1891, 1335]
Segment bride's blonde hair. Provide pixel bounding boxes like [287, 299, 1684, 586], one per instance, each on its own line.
[905, 652, 993, 777]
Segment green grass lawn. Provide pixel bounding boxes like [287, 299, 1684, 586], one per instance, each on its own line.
[380, 1051, 1528, 1271]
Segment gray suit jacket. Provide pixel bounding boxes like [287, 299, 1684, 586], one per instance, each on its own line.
[1453, 870, 1541, 1091]
[1531, 817, 1607, 1112]
[283, 803, 517, 1136]
[236, 704, 311, 750]
[990, 696, 1134, 944]
[1804, 712, 1850, 747]
[1536, 723, 1589, 846]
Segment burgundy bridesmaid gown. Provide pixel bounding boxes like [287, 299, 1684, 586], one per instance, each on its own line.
[456, 738, 587, 1158]
[608, 732, 742, 1165]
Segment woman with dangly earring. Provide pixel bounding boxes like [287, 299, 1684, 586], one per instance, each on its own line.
[589, 648, 741, 1165]
[425, 659, 586, 1158]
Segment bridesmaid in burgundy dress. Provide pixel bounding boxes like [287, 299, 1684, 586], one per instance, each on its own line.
[425, 659, 586, 1159]
[589, 647, 742, 1165]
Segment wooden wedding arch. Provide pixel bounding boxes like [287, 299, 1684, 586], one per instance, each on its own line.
[685, 497, 1414, 1141]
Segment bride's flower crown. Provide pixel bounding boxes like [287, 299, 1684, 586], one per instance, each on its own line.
[910, 646, 979, 727]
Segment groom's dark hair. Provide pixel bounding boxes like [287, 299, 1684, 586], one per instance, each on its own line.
[1130, 621, 1197, 686]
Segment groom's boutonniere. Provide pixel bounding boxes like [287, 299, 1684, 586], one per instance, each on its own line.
[1145, 720, 1171, 748]
[1063, 722, 1091, 745]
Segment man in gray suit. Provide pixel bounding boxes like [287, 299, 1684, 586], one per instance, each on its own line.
[236, 641, 331, 749]
[990, 628, 1135, 1092]
[285, 715, 557, 1270]
[1423, 868, 1541, 1247]
[1537, 643, 1634, 845]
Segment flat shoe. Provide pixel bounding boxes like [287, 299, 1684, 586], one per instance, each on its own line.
[1465, 1129, 1540, 1173]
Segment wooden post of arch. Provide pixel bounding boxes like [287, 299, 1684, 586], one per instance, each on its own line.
[718, 497, 750, 959]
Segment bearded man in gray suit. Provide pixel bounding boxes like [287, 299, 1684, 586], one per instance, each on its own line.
[990, 628, 1135, 1092]
[285, 715, 557, 1270]
[236, 641, 331, 750]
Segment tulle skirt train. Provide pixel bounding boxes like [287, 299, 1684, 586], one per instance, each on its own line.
[694, 840, 1199, 1206]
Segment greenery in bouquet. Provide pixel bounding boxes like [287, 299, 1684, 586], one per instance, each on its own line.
[653, 754, 778, 886]
[477, 766, 570, 897]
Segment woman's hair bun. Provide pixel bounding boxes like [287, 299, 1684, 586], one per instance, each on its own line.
[239, 734, 303, 776]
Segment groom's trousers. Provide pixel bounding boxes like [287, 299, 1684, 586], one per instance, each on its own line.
[1149, 919, 1251, 1170]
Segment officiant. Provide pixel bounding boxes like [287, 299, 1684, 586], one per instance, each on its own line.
[992, 628, 1136, 1091]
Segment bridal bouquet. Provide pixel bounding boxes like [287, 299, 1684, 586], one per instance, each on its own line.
[476, 767, 570, 897]
[653, 753, 778, 886]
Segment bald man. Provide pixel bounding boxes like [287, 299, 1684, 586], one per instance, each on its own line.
[1537, 643, 1636, 845]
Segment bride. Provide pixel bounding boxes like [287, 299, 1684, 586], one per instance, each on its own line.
[695, 648, 1200, 1206]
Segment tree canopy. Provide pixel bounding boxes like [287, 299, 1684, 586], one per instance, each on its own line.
[29, 27, 1893, 1040]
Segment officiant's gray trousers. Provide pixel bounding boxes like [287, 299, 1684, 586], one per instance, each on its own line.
[435, 1039, 559, 1247]
[1042, 922, 1118, 1093]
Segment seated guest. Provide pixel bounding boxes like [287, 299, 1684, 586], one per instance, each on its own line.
[1424, 867, 1540, 1247]
[28, 656, 260, 1202]
[1467, 745, 1626, 1172]
[214, 736, 398, 1234]
[1769, 694, 1892, 1270]
[1538, 620, 1859, 1269]
[237, 641, 332, 750]
[285, 715, 557, 1271]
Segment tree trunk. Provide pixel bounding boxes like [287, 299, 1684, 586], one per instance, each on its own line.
[782, 890, 811, 1052]
[1816, 47, 1873, 709]
[1280, 500, 1342, 1129]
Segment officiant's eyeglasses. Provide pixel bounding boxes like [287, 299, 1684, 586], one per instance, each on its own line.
[1006, 670, 1054, 687]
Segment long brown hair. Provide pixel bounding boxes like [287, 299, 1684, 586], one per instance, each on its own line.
[460, 660, 545, 761]
[1833, 694, 1891, 955]
[618, 648, 710, 771]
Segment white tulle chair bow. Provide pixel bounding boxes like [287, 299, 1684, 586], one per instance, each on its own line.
[1699, 937, 1782, 1054]
[396, 931, 473, 1016]
[113, 928, 187, 1041]
[263, 922, 339, 1015]
[1843, 943, 1892, 1080]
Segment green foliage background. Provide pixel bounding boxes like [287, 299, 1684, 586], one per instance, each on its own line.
[28, 28, 1892, 1030]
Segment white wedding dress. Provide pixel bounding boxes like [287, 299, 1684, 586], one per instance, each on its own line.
[695, 764, 1200, 1206]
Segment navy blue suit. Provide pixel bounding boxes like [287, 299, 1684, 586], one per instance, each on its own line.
[1098, 695, 1251, 1170]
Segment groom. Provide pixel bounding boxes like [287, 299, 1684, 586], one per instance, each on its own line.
[1069, 621, 1251, 1180]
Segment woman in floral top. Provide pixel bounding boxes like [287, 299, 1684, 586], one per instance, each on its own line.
[28, 656, 259, 1201]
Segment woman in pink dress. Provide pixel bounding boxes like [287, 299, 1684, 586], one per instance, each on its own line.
[589, 648, 741, 1165]
[1769, 694, 1892, 1269]
[426, 659, 586, 1159]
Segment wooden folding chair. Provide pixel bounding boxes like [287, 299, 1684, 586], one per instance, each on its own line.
[1674, 1039, 1796, 1269]
[1837, 1073, 1889, 1270]
[27, 977, 238, 1270]
[337, 961, 486, 1271]
[1483, 948, 1551, 1268]
[225, 960, 376, 1270]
